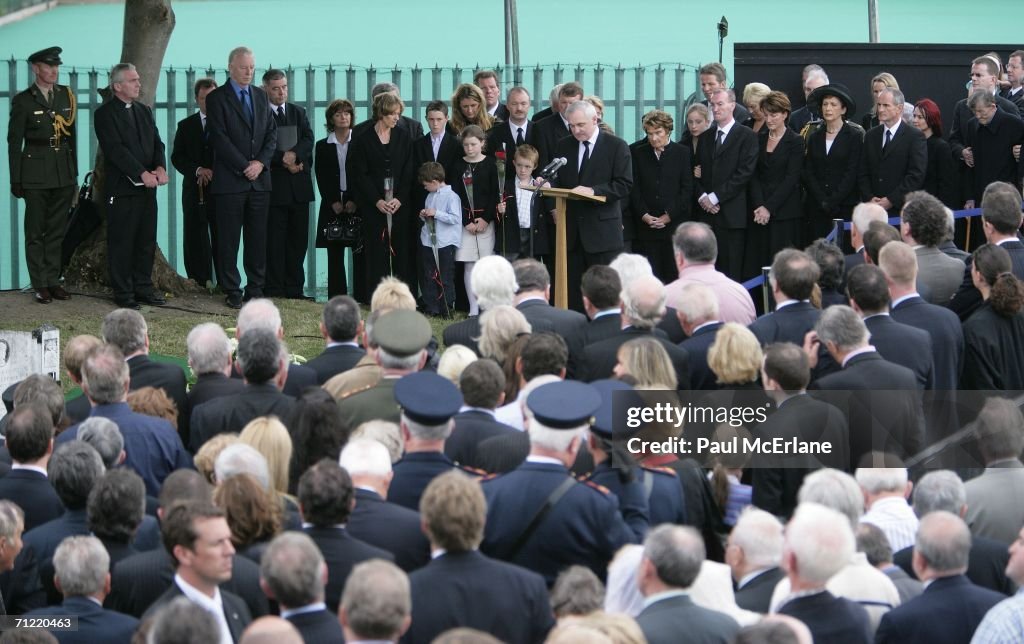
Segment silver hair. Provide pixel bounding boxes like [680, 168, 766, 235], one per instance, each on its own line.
[565, 100, 597, 120]
[609, 253, 655, 285]
[260, 532, 326, 608]
[730, 507, 784, 568]
[187, 323, 232, 375]
[0, 500, 23, 541]
[101, 308, 147, 355]
[237, 298, 282, 335]
[881, 87, 906, 107]
[339, 438, 392, 477]
[852, 202, 888, 235]
[675, 282, 719, 323]
[470, 255, 518, 310]
[340, 560, 411, 640]
[53, 535, 109, 597]
[786, 502, 855, 585]
[82, 345, 129, 405]
[376, 347, 424, 371]
[913, 470, 967, 517]
[527, 418, 585, 453]
[855, 467, 908, 495]
[214, 443, 270, 489]
[478, 305, 531, 363]
[77, 417, 124, 469]
[621, 275, 666, 329]
[402, 416, 452, 442]
[109, 62, 137, 86]
[815, 305, 869, 352]
[642, 524, 705, 590]
[798, 468, 864, 529]
[914, 511, 971, 573]
[228, 46, 253, 64]
[147, 596, 220, 644]
[806, 69, 830, 85]
[351, 421, 403, 464]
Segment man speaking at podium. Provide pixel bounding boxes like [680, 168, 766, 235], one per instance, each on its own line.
[552, 100, 632, 311]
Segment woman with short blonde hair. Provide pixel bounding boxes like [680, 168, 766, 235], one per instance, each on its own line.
[706, 323, 763, 386]
[239, 416, 293, 497]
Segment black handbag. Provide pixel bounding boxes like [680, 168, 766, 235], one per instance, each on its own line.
[323, 214, 362, 249]
[61, 171, 101, 271]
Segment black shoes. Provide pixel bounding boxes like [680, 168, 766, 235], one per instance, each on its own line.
[136, 292, 166, 306]
[225, 293, 243, 309]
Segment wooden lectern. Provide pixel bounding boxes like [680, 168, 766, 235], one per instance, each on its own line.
[529, 186, 607, 309]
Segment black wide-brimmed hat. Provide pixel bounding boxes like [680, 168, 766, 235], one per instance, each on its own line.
[807, 83, 857, 116]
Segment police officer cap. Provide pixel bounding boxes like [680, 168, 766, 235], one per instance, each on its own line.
[527, 381, 601, 430]
[372, 310, 432, 357]
[28, 47, 62, 66]
[589, 379, 644, 440]
[394, 371, 463, 426]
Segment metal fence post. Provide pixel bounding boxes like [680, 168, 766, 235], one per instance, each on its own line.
[165, 67, 179, 271]
[614, 65, 624, 138]
[634, 66, 644, 137]
[306, 65, 318, 295]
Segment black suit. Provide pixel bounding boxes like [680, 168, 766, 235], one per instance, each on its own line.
[22, 508, 88, 606]
[25, 595, 138, 644]
[189, 382, 295, 452]
[266, 103, 315, 298]
[749, 128, 804, 273]
[751, 394, 849, 519]
[680, 322, 723, 390]
[445, 410, 518, 469]
[636, 593, 739, 644]
[893, 536, 1015, 596]
[144, 581, 251, 642]
[64, 393, 91, 425]
[581, 312, 622, 347]
[442, 317, 483, 356]
[109, 548, 268, 619]
[286, 608, 345, 643]
[473, 430, 530, 474]
[552, 130, 633, 310]
[748, 301, 819, 347]
[304, 344, 365, 385]
[961, 302, 1024, 392]
[694, 123, 759, 279]
[128, 354, 189, 444]
[949, 240, 1024, 321]
[788, 105, 818, 135]
[875, 574, 1005, 644]
[0, 469, 63, 532]
[517, 298, 588, 375]
[487, 120, 536, 185]
[577, 326, 689, 387]
[864, 315, 934, 390]
[347, 488, 430, 572]
[184, 372, 246, 438]
[923, 134, 958, 209]
[205, 81, 277, 299]
[734, 566, 785, 613]
[93, 96, 166, 304]
[630, 141, 693, 282]
[229, 361, 317, 399]
[313, 134, 357, 297]
[810, 351, 925, 469]
[171, 111, 217, 285]
[303, 526, 394, 613]
[964, 109, 1024, 203]
[857, 122, 927, 215]
[533, 113, 570, 168]
[402, 550, 554, 644]
[776, 590, 872, 644]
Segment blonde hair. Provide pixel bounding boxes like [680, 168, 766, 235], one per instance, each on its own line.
[707, 323, 763, 385]
[437, 345, 478, 385]
[618, 337, 677, 389]
[194, 433, 240, 485]
[370, 277, 416, 312]
[742, 82, 771, 108]
[478, 305, 531, 363]
[239, 416, 293, 496]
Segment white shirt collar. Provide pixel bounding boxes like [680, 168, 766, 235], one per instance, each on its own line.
[11, 464, 47, 477]
[716, 119, 736, 138]
[737, 567, 774, 590]
[327, 131, 351, 145]
[280, 602, 327, 620]
[891, 293, 919, 308]
[174, 574, 233, 644]
[842, 345, 877, 367]
[884, 119, 901, 139]
[525, 455, 563, 466]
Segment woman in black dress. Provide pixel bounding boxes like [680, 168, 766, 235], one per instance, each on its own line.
[347, 92, 413, 303]
[314, 99, 357, 297]
[802, 83, 864, 244]
[962, 243, 1024, 391]
[747, 91, 804, 277]
[912, 98, 958, 208]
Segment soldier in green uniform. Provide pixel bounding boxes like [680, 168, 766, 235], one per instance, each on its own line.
[7, 46, 77, 304]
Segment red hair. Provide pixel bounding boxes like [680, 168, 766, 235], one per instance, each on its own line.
[915, 99, 943, 138]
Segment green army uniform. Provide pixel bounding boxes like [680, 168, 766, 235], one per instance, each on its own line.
[7, 46, 77, 295]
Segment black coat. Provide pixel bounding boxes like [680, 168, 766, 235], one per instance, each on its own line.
[874, 574, 1005, 644]
[402, 550, 554, 644]
[517, 299, 588, 373]
[576, 327, 690, 387]
[303, 526, 394, 613]
[734, 566, 786, 614]
[629, 141, 693, 240]
[303, 344, 366, 385]
[205, 82, 276, 194]
[170, 111, 214, 201]
[803, 121, 864, 223]
[445, 410, 518, 470]
[144, 581, 252, 642]
[679, 322, 723, 390]
[229, 361, 317, 398]
[636, 594, 739, 644]
[964, 109, 1024, 203]
[864, 315, 935, 390]
[411, 130, 462, 210]
[498, 186, 551, 256]
[893, 536, 1016, 596]
[961, 302, 1024, 392]
[751, 128, 804, 221]
[189, 383, 295, 452]
[857, 122, 928, 214]
[776, 591, 871, 644]
[533, 113, 570, 168]
[184, 372, 247, 434]
[93, 97, 166, 197]
[486, 119, 536, 186]
[0, 470, 63, 532]
[948, 95, 1022, 166]
[346, 489, 430, 572]
[695, 124, 759, 229]
[313, 134, 357, 248]
[24, 596, 138, 644]
[581, 313, 622, 347]
[267, 103, 314, 205]
[949, 240, 1024, 321]
[922, 135, 958, 208]
[287, 608, 345, 643]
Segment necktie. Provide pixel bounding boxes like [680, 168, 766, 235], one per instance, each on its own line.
[580, 140, 591, 175]
[277, 105, 285, 122]
[884, 129, 892, 148]
[715, 129, 724, 155]
[240, 88, 254, 123]
[516, 127, 524, 146]
[46, 88, 53, 107]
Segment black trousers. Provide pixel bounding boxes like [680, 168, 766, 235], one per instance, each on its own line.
[266, 202, 310, 297]
[566, 246, 621, 312]
[633, 238, 677, 285]
[325, 246, 348, 297]
[713, 225, 747, 281]
[419, 244, 456, 316]
[107, 191, 157, 302]
[215, 190, 269, 298]
[181, 189, 217, 285]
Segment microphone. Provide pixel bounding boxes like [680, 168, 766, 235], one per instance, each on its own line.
[539, 157, 568, 179]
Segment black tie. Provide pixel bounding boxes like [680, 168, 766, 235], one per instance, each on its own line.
[276, 105, 285, 123]
[884, 129, 892, 148]
[715, 129, 724, 155]
[579, 140, 591, 175]
[516, 127, 524, 146]
[46, 88, 54, 107]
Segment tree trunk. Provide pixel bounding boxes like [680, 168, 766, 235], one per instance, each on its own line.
[65, 0, 199, 295]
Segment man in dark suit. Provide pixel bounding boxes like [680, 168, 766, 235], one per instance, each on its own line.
[534, 81, 583, 168]
[261, 70, 315, 299]
[948, 181, 1024, 320]
[580, 265, 623, 346]
[857, 88, 927, 217]
[340, 438, 431, 572]
[749, 249, 823, 347]
[412, 101, 462, 208]
[93, 62, 168, 309]
[846, 264, 934, 390]
[445, 361, 518, 470]
[514, 258, 587, 369]
[230, 298, 317, 397]
[695, 88, 758, 280]
[876, 512, 1005, 644]
[551, 99, 633, 310]
[24, 535, 138, 643]
[304, 295, 365, 385]
[636, 525, 740, 644]
[142, 503, 252, 642]
[1002, 50, 1024, 113]
[108, 471, 268, 620]
[726, 507, 786, 614]
[788, 67, 828, 134]
[776, 504, 872, 644]
[403, 471, 554, 644]
[891, 470, 1015, 596]
[102, 309, 189, 442]
[487, 87, 535, 187]
[190, 329, 294, 452]
[205, 46, 277, 308]
[807, 306, 925, 470]
[676, 283, 724, 391]
[474, 69, 509, 122]
[171, 77, 219, 286]
[753, 343, 849, 520]
[260, 532, 345, 642]
[962, 91, 1024, 211]
[841, 203, 887, 290]
[576, 275, 690, 386]
[0, 405, 63, 532]
[184, 323, 246, 434]
[297, 460, 393, 613]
